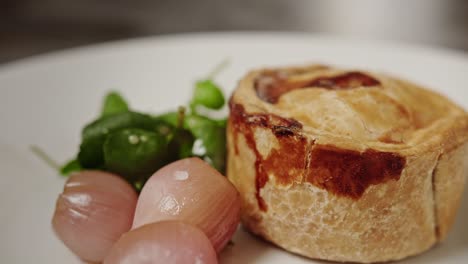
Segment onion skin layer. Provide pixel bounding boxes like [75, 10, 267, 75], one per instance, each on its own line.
[52, 171, 137, 263]
[133, 157, 241, 252]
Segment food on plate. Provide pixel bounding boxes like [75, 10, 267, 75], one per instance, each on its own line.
[58, 63, 228, 191]
[53, 158, 239, 263]
[52, 63, 239, 263]
[227, 64, 468, 262]
[52, 171, 138, 262]
[133, 157, 241, 253]
[104, 220, 218, 264]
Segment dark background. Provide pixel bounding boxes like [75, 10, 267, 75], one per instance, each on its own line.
[1, 0, 468, 63]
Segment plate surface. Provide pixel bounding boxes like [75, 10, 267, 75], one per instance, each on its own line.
[0, 32, 467, 263]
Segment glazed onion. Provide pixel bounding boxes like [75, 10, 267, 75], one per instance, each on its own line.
[52, 171, 137, 262]
[132, 157, 241, 252]
[104, 220, 218, 264]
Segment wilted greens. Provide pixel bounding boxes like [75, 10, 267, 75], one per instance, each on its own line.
[60, 64, 228, 191]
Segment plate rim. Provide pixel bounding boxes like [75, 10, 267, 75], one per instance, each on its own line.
[1, 31, 468, 73]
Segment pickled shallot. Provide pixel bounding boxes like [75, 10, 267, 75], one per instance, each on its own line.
[104, 221, 218, 264]
[133, 157, 241, 252]
[52, 158, 240, 263]
[52, 171, 137, 262]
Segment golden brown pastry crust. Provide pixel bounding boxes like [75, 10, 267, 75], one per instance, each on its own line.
[227, 64, 468, 263]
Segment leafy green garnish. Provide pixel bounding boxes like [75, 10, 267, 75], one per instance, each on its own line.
[78, 111, 157, 168]
[60, 159, 82, 176]
[103, 128, 169, 183]
[58, 61, 229, 191]
[101, 92, 129, 117]
[191, 80, 225, 110]
[184, 115, 226, 173]
[154, 111, 178, 127]
[82, 111, 155, 141]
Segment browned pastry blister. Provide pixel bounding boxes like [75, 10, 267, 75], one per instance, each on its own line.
[227, 64, 468, 263]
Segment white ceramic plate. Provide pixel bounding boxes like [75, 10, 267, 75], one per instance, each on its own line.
[0, 33, 467, 264]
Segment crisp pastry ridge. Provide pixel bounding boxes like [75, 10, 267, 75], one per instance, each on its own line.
[227, 64, 468, 263]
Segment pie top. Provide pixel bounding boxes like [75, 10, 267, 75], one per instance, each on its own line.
[231, 65, 468, 154]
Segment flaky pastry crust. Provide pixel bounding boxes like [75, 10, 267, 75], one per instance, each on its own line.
[227, 65, 468, 263]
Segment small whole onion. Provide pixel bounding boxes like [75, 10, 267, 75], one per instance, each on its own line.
[104, 220, 218, 264]
[52, 171, 138, 262]
[132, 157, 241, 252]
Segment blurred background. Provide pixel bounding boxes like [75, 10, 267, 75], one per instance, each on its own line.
[1, 0, 468, 63]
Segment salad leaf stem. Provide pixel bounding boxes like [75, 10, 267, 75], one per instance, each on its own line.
[206, 58, 230, 80]
[30, 145, 60, 171]
[177, 106, 186, 129]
